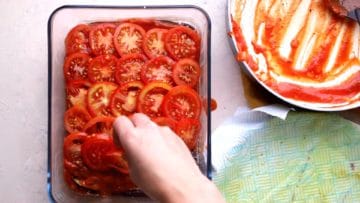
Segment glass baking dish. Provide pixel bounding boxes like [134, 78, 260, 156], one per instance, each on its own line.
[47, 5, 211, 202]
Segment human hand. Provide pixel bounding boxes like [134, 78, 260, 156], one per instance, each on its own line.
[113, 113, 224, 203]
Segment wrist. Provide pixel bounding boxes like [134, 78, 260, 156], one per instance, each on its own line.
[159, 175, 224, 203]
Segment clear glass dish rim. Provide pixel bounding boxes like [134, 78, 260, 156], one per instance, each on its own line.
[47, 4, 212, 202]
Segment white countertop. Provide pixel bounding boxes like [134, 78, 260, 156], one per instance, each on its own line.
[0, 0, 244, 202]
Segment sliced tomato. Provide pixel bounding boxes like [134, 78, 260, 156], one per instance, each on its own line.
[88, 55, 117, 83]
[87, 82, 118, 117]
[107, 173, 136, 193]
[89, 23, 116, 56]
[137, 82, 172, 118]
[84, 116, 115, 136]
[63, 169, 89, 195]
[141, 56, 175, 85]
[152, 117, 178, 131]
[81, 134, 114, 171]
[63, 133, 90, 177]
[103, 150, 129, 174]
[162, 85, 201, 121]
[85, 172, 128, 194]
[110, 81, 144, 116]
[173, 58, 201, 87]
[66, 80, 91, 109]
[165, 26, 201, 60]
[71, 175, 104, 193]
[175, 119, 201, 150]
[143, 28, 168, 58]
[114, 23, 146, 56]
[63, 53, 90, 82]
[64, 106, 92, 133]
[115, 54, 147, 85]
[73, 172, 134, 195]
[65, 24, 91, 55]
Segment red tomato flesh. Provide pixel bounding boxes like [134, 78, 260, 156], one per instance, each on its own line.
[165, 26, 201, 60]
[64, 106, 92, 133]
[87, 82, 118, 117]
[110, 81, 144, 116]
[115, 53, 147, 85]
[114, 23, 146, 56]
[162, 85, 201, 121]
[65, 24, 91, 55]
[89, 23, 117, 56]
[143, 28, 168, 58]
[141, 56, 174, 85]
[137, 82, 172, 118]
[63, 53, 90, 82]
[175, 119, 201, 150]
[173, 58, 201, 87]
[84, 116, 115, 136]
[65, 80, 91, 109]
[88, 55, 117, 83]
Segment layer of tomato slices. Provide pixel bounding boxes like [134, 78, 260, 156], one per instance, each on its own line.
[63, 20, 206, 195]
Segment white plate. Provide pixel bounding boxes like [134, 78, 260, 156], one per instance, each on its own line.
[227, 0, 360, 111]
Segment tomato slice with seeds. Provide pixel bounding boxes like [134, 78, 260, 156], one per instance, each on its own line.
[84, 116, 115, 136]
[141, 56, 175, 85]
[165, 26, 201, 60]
[66, 80, 91, 109]
[137, 82, 172, 118]
[89, 23, 117, 56]
[114, 23, 146, 56]
[152, 117, 178, 131]
[63, 133, 90, 177]
[63, 53, 90, 82]
[143, 28, 168, 58]
[175, 119, 201, 150]
[72, 172, 135, 195]
[87, 82, 118, 117]
[173, 58, 201, 87]
[115, 54, 147, 85]
[88, 55, 117, 83]
[64, 106, 92, 133]
[65, 24, 91, 55]
[103, 150, 130, 174]
[162, 85, 201, 121]
[81, 134, 115, 171]
[110, 81, 144, 116]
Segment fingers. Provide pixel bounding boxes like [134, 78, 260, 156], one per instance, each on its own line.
[113, 116, 136, 150]
[130, 113, 156, 128]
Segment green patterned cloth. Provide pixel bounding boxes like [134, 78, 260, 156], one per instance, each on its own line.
[213, 112, 360, 202]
